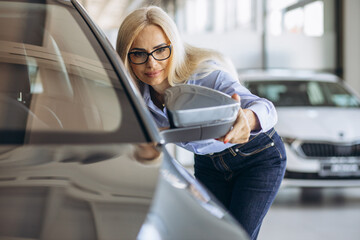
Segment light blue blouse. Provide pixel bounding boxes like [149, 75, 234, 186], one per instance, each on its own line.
[142, 70, 277, 155]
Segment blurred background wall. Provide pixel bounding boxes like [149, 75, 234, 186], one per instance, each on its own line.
[78, 0, 360, 94]
[343, 0, 360, 92]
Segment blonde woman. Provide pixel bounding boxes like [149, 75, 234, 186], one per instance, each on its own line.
[116, 6, 286, 240]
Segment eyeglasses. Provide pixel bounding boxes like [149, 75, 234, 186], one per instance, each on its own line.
[128, 45, 172, 65]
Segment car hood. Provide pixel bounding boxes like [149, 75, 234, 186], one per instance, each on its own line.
[276, 107, 360, 142]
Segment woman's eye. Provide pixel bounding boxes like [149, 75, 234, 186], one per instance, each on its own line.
[156, 48, 166, 53]
[133, 52, 147, 58]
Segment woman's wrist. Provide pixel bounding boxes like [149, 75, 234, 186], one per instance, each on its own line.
[243, 109, 260, 131]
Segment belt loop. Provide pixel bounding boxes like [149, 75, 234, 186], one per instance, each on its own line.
[229, 147, 237, 156]
[267, 128, 275, 138]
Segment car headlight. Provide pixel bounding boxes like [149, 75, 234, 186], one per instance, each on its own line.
[282, 137, 296, 145]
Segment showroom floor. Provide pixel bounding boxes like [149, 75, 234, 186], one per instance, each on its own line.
[257, 187, 360, 240]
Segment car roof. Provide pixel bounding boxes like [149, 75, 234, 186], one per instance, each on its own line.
[238, 69, 341, 83]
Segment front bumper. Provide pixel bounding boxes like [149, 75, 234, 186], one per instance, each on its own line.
[282, 174, 360, 188]
[283, 141, 360, 187]
[283, 162, 360, 188]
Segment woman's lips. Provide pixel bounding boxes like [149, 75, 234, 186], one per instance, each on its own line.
[145, 70, 162, 78]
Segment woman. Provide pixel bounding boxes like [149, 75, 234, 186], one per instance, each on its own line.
[116, 6, 286, 240]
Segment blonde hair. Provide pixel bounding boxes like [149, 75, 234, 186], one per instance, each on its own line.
[116, 6, 237, 87]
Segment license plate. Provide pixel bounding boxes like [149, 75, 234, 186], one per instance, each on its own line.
[320, 163, 360, 176]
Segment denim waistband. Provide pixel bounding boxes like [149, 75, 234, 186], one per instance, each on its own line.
[203, 128, 276, 157]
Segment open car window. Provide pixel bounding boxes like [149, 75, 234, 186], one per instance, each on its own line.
[0, 1, 147, 144]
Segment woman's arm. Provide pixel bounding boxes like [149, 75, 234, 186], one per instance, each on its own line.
[216, 93, 260, 144]
[190, 70, 277, 144]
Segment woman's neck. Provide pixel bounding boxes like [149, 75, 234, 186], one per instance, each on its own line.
[151, 82, 170, 95]
[150, 86, 165, 110]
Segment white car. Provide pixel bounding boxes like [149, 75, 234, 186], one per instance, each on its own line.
[240, 70, 360, 188]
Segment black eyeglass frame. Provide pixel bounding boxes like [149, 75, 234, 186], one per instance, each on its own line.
[128, 45, 172, 65]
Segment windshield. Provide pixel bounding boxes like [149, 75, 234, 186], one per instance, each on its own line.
[246, 80, 360, 108]
[0, 1, 147, 143]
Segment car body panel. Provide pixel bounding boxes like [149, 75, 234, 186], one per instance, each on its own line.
[0, 143, 160, 239]
[277, 107, 360, 141]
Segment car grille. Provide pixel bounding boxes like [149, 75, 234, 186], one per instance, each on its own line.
[301, 143, 360, 157]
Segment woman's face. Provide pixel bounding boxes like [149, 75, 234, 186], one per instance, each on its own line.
[129, 24, 171, 92]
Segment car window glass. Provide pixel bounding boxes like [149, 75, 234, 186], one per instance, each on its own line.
[247, 80, 360, 108]
[257, 84, 286, 103]
[307, 81, 325, 105]
[0, 2, 147, 143]
[320, 82, 360, 107]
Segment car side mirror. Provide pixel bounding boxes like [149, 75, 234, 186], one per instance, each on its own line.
[160, 85, 240, 143]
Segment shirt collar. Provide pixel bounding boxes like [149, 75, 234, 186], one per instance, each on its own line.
[143, 84, 168, 114]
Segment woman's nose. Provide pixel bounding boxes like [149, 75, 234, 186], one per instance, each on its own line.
[146, 55, 157, 66]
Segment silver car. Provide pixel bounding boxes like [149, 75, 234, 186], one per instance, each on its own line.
[241, 70, 360, 189]
[0, 0, 249, 239]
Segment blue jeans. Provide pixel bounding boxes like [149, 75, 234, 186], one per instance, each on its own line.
[194, 128, 286, 240]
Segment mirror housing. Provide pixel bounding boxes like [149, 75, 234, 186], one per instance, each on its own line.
[160, 120, 234, 143]
[160, 85, 239, 143]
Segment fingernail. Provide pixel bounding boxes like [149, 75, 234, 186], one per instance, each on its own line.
[224, 139, 229, 144]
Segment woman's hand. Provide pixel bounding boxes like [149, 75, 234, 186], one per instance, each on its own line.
[217, 93, 260, 144]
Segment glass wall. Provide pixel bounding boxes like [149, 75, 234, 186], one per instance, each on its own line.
[268, 0, 324, 37]
[176, 0, 255, 34]
[176, 0, 263, 70]
[266, 0, 337, 71]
